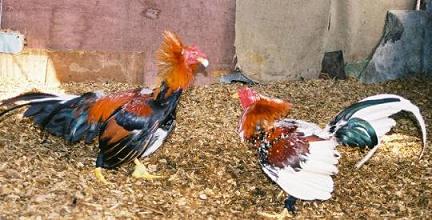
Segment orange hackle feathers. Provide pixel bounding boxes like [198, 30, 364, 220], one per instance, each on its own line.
[156, 31, 193, 92]
[239, 94, 292, 140]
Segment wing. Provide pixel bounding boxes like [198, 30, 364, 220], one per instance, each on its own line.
[260, 123, 340, 201]
[87, 88, 146, 123]
[49, 88, 148, 144]
[82, 88, 148, 143]
[96, 90, 181, 169]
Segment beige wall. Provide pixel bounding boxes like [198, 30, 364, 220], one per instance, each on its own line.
[236, 0, 331, 81]
[236, 0, 416, 81]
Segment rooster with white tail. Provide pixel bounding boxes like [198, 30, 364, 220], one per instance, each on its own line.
[237, 87, 426, 218]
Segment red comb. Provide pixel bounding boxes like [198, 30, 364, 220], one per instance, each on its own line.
[238, 87, 259, 110]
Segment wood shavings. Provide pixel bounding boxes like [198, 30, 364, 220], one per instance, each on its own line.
[0, 76, 431, 218]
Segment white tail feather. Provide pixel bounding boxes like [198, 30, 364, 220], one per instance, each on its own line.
[276, 169, 333, 200]
[353, 94, 427, 159]
[262, 140, 339, 201]
[306, 141, 340, 165]
[355, 144, 380, 168]
[7, 94, 78, 106]
[300, 160, 338, 174]
[367, 118, 396, 141]
[20, 96, 75, 105]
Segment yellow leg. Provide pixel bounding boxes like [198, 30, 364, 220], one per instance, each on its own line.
[132, 159, 165, 180]
[258, 208, 291, 220]
[94, 167, 109, 184]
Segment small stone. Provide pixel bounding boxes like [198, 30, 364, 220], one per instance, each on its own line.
[199, 193, 208, 200]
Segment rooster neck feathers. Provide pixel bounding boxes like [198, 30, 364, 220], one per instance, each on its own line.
[157, 31, 193, 94]
[239, 96, 292, 140]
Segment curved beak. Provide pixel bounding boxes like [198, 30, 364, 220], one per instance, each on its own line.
[196, 57, 209, 76]
[197, 57, 209, 68]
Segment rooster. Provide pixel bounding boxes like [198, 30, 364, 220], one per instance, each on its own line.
[0, 31, 209, 183]
[237, 87, 426, 218]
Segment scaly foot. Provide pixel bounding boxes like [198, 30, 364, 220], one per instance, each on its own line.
[132, 159, 165, 180]
[284, 196, 297, 213]
[95, 167, 109, 184]
[258, 208, 291, 220]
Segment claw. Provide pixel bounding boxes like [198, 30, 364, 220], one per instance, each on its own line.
[95, 167, 109, 184]
[132, 159, 166, 180]
[284, 196, 297, 213]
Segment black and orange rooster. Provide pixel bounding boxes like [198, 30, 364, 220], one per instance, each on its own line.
[0, 31, 208, 183]
[237, 87, 426, 218]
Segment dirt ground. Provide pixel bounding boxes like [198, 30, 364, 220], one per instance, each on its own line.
[0, 76, 431, 219]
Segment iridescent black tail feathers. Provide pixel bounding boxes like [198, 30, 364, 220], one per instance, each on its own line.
[0, 91, 101, 144]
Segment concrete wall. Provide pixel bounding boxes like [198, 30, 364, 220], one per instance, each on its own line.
[0, 49, 145, 85]
[325, 0, 417, 62]
[236, 0, 417, 81]
[1, 0, 236, 85]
